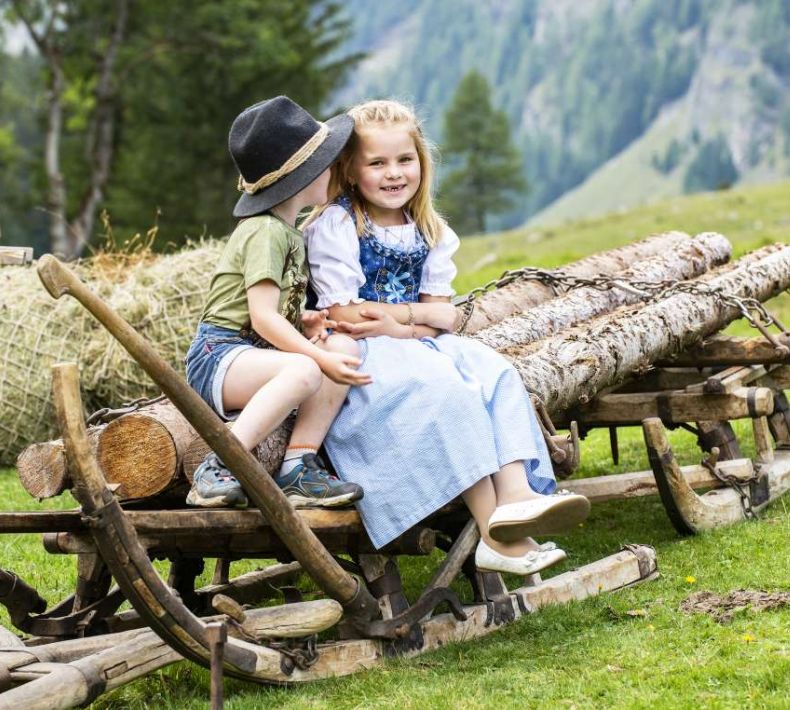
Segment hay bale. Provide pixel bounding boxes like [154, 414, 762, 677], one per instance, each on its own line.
[0, 263, 94, 462]
[82, 241, 222, 406]
[1, 241, 223, 465]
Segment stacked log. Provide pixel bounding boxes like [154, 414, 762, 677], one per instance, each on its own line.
[462, 230, 693, 334]
[18, 401, 197, 500]
[473, 232, 731, 350]
[15, 231, 728, 501]
[504, 244, 790, 415]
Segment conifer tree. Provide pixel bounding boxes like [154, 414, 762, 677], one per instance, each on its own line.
[438, 70, 525, 235]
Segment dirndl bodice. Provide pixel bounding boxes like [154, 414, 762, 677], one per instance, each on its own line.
[334, 195, 428, 304]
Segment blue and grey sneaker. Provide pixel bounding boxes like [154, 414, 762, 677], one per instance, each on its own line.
[276, 453, 363, 508]
[186, 453, 248, 508]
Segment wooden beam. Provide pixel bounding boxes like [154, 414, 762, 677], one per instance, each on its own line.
[555, 386, 774, 427]
[684, 365, 767, 394]
[557, 458, 754, 502]
[0, 246, 33, 266]
[658, 335, 790, 367]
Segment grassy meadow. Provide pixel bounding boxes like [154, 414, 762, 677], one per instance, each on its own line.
[3, 181, 790, 708]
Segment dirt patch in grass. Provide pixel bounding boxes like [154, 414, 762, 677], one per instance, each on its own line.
[680, 589, 790, 624]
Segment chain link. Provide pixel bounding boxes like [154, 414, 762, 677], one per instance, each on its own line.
[86, 394, 167, 426]
[453, 265, 790, 353]
[700, 448, 759, 520]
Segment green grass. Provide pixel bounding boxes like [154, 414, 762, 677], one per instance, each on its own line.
[5, 181, 790, 707]
[454, 179, 790, 293]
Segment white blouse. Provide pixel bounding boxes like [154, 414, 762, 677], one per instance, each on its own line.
[304, 204, 460, 308]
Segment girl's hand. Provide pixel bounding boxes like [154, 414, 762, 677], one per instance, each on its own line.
[316, 350, 373, 386]
[335, 308, 411, 339]
[301, 309, 337, 341]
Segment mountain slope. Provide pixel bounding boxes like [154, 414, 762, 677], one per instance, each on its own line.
[337, 0, 790, 230]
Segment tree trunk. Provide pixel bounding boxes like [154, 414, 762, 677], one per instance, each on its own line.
[461, 230, 694, 334]
[69, 0, 129, 254]
[503, 244, 790, 415]
[474, 232, 731, 350]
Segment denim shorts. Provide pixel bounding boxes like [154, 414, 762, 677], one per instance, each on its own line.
[185, 322, 272, 420]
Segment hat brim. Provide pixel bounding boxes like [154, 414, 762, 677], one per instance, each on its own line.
[233, 112, 354, 218]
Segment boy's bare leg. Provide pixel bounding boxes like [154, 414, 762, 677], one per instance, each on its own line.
[222, 349, 322, 449]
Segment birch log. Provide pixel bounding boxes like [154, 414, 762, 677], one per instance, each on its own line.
[474, 232, 731, 350]
[461, 231, 693, 334]
[504, 244, 790, 415]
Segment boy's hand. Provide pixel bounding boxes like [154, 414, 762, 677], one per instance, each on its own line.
[301, 309, 337, 342]
[316, 350, 372, 386]
[335, 308, 411, 339]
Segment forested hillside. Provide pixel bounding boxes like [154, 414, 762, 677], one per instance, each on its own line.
[2, 1, 789, 248]
[337, 0, 790, 228]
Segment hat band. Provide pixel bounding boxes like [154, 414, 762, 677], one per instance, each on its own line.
[237, 123, 329, 195]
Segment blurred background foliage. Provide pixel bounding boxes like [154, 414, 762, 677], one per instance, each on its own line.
[1, 0, 789, 249]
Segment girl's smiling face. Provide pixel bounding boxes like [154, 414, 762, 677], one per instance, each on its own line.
[349, 126, 422, 226]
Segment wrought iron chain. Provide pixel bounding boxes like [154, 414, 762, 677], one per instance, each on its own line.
[270, 634, 320, 671]
[454, 265, 790, 352]
[701, 448, 759, 520]
[86, 394, 167, 426]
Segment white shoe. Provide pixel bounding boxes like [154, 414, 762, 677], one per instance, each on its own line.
[475, 539, 567, 576]
[488, 492, 591, 542]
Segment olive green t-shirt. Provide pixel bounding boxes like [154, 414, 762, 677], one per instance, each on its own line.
[201, 215, 307, 331]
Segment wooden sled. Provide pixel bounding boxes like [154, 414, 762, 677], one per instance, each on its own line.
[552, 343, 790, 535]
[0, 257, 659, 708]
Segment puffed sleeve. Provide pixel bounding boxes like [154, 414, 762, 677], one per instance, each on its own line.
[419, 222, 460, 297]
[304, 205, 366, 308]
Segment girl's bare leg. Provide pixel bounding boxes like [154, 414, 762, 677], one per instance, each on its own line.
[492, 460, 542, 505]
[462, 476, 532, 556]
[288, 334, 358, 446]
[222, 349, 322, 449]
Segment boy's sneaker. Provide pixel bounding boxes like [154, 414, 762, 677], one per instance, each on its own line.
[186, 453, 248, 508]
[275, 453, 363, 508]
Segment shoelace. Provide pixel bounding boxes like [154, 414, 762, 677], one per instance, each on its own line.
[207, 462, 237, 483]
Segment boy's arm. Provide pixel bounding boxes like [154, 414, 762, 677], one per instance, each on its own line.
[247, 280, 371, 385]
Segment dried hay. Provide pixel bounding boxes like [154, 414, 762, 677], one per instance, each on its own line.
[0, 240, 223, 465]
[680, 589, 790, 624]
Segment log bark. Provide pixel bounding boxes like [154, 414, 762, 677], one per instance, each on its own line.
[17, 400, 197, 500]
[182, 414, 294, 482]
[473, 232, 731, 350]
[503, 244, 790, 415]
[462, 231, 694, 334]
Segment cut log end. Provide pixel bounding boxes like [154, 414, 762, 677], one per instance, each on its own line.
[97, 415, 178, 499]
[17, 441, 69, 499]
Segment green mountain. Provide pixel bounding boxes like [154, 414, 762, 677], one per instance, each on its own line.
[337, 0, 790, 230]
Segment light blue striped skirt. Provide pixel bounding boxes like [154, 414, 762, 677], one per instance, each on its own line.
[323, 334, 556, 549]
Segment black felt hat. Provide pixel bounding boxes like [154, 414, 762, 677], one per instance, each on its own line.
[229, 96, 354, 217]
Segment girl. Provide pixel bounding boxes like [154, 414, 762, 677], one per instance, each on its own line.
[185, 96, 403, 510]
[303, 100, 590, 576]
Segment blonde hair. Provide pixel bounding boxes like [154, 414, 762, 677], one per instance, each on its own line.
[311, 100, 445, 248]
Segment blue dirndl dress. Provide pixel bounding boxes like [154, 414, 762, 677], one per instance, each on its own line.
[321, 197, 556, 549]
